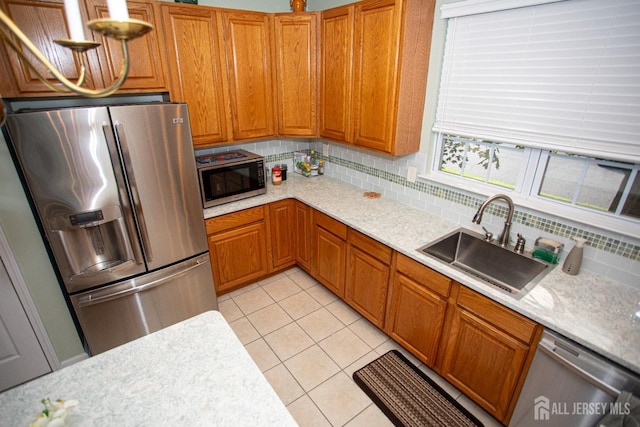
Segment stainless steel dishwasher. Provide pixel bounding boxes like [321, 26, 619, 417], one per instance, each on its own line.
[509, 329, 640, 426]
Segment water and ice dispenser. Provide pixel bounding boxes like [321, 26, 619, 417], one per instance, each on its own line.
[47, 205, 137, 284]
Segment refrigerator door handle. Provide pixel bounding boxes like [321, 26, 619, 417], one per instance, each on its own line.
[113, 123, 154, 263]
[101, 124, 145, 266]
[76, 256, 208, 307]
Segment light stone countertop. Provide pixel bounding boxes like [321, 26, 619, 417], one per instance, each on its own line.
[0, 311, 297, 426]
[204, 174, 640, 374]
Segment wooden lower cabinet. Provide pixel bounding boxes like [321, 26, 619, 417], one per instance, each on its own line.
[269, 199, 296, 270]
[205, 206, 270, 294]
[438, 286, 542, 424]
[345, 229, 392, 328]
[294, 200, 313, 272]
[385, 254, 451, 367]
[312, 209, 347, 298]
[204, 201, 540, 424]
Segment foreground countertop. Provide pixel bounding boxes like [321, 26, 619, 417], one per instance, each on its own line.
[0, 311, 296, 426]
[204, 174, 640, 374]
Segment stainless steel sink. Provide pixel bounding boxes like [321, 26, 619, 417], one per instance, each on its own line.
[417, 228, 554, 298]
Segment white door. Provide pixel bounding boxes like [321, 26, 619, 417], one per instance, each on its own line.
[0, 254, 51, 391]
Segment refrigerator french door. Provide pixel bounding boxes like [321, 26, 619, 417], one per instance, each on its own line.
[6, 103, 217, 354]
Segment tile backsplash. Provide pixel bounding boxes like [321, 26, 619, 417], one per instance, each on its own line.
[195, 139, 640, 290]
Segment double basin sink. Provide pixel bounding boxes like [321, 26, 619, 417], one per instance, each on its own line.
[417, 228, 554, 298]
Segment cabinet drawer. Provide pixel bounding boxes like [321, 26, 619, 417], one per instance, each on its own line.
[396, 253, 451, 298]
[205, 206, 265, 235]
[313, 210, 347, 239]
[456, 286, 538, 344]
[348, 228, 392, 264]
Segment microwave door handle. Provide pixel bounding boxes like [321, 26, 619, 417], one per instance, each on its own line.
[102, 125, 144, 266]
[113, 123, 153, 263]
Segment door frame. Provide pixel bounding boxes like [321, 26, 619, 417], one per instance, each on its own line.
[0, 222, 61, 371]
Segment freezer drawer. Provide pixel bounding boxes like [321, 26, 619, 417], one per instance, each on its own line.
[71, 253, 217, 355]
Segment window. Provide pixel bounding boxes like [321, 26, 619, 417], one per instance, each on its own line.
[439, 135, 526, 190]
[435, 133, 640, 223]
[430, 0, 640, 234]
[536, 152, 640, 219]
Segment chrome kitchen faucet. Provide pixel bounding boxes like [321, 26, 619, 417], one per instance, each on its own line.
[472, 194, 514, 248]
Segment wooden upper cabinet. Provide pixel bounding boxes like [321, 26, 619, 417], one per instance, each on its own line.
[319, 4, 354, 142]
[84, 0, 167, 92]
[0, 0, 101, 96]
[220, 10, 276, 141]
[352, 0, 399, 153]
[352, 0, 434, 155]
[273, 12, 319, 137]
[158, 4, 228, 146]
[0, 43, 16, 97]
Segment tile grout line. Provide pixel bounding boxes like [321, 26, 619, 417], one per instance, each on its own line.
[225, 271, 385, 426]
[221, 269, 500, 426]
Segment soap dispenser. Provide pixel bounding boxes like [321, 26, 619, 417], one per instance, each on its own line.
[562, 238, 587, 275]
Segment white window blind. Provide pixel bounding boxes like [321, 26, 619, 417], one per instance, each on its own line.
[433, 0, 640, 163]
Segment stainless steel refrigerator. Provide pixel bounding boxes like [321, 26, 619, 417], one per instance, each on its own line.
[5, 102, 217, 355]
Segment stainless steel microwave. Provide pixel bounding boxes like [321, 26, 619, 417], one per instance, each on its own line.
[196, 150, 266, 208]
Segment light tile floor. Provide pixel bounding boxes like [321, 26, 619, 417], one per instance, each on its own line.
[217, 267, 502, 427]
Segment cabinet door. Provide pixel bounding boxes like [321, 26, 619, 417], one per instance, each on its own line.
[274, 13, 319, 137]
[269, 199, 296, 270]
[0, 45, 16, 97]
[315, 227, 346, 297]
[345, 245, 390, 328]
[386, 273, 448, 367]
[159, 4, 228, 146]
[440, 306, 530, 422]
[319, 4, 354, 142]
[352, 0, 401, 153]
[294, 200, 312, 272]
[0, 0, 100, 95]
[221, 11, 276, 140]
[84, 0, 167, 91]
[313, 214, 346, 298]
[352, 0, 434, 155]
[207, 221, 270, 294]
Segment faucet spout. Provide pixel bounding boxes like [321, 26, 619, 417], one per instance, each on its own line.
[472, 194, 514, 247]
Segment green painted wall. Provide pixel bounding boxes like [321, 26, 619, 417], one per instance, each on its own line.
[0, 133, 85, 362]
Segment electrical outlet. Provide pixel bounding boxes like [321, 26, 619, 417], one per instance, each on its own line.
[323, 143, 329, 157]
[407, 166, 417, 183]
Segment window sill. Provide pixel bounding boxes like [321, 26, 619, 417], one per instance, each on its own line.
[418, 172, 639, 239]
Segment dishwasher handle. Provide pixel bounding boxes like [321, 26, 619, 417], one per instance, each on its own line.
[538, 336, 620, 397]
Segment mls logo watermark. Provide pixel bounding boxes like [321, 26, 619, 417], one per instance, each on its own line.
[533, 395, 631, 421]
[534, 396, 550, 421]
